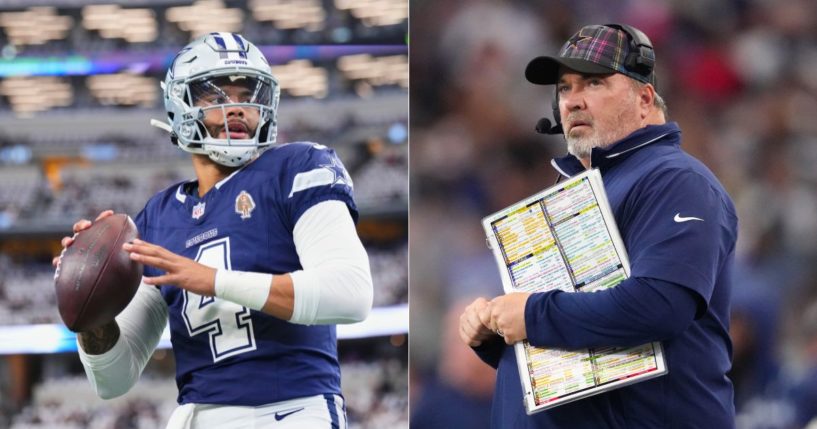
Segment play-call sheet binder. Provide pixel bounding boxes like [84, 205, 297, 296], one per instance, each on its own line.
[482, 168, 667, 414]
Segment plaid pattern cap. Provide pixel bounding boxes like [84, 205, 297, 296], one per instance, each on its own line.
[525, 24, 655, 85]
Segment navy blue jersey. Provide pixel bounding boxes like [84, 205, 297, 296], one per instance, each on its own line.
[477, 122, 737, 428]
[134, 142, 357, 406]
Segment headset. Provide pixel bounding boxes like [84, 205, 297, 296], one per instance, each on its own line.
[537, 23, 655, 135]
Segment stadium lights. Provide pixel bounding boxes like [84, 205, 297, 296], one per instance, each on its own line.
[337, 54, 408, 88]
[249, 0, 326, 31]
[82, 5, 158, 43]
[166, 0, 244, 39]
[0, 7, 73, 46]
[270, 60, 328, 98]
[87, 73, 158, 107]
[0, 76, 72, 115]
[334, 0, 408, 27]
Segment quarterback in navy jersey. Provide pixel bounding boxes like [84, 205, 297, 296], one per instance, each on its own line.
[54, 33, 372, 429]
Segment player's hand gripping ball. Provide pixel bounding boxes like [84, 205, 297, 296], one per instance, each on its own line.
[54, 214, 143, 332]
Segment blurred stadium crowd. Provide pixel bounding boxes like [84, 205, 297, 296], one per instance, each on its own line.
[410, 0, 817, 428]
[5, 343, 407, 429]
[0, 0, 407, 428]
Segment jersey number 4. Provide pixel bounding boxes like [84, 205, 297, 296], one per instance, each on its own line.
[182, 237, 257, 362]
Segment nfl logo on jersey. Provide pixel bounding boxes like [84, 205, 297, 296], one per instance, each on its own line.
[192, 201, 206, 219]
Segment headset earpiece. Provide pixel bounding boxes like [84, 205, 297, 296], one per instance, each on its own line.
[604, 23, 655, 81]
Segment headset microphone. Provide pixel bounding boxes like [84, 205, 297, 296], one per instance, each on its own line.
[535, 92, 563, 135]
[535, 118, 563, 135]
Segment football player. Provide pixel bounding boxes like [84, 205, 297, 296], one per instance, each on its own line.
[54, 33, 372, 429]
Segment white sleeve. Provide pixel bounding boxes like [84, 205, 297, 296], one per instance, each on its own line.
[77, 282, 168, 399]
[289, 200, 373, 325]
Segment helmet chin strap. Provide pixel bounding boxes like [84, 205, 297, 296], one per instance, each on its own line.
[150, 119, 173, 133]
[151, 84, 176, 134]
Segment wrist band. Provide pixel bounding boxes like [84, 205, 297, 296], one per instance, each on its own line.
[214, 270, 272, 311]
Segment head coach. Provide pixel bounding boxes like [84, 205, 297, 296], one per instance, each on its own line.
[458, 23, 738, 428]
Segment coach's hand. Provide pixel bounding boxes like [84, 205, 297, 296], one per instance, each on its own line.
[459, 297, 496, 347]
[123, 239, 216, 296]
[489, 292, 531, 344]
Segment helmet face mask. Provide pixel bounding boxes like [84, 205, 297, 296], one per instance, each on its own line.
[163, 33, 281, 167]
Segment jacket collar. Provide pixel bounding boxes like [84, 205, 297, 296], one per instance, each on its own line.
[551, 122, 682, 177]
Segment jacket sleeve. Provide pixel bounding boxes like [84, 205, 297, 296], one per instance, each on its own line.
[621, 168, 737, 315]
[471, 336, 507, 369]
[525, 276, 698, 349]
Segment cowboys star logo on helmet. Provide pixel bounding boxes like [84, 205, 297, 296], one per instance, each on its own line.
[154, 32, 281, 167]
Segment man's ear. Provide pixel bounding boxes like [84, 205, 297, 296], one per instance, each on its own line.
[639, 83, 656, 118]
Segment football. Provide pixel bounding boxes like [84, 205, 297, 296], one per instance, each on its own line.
[54, 214, 143, 332]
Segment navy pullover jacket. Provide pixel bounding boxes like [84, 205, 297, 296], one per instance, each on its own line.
[474, 122, 737, 428]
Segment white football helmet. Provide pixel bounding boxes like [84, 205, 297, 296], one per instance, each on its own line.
[159, 32, 281, 167]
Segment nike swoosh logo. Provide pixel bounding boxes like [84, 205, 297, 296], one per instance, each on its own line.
[274, 407, 305, 421]
[674, 213, 704, 223]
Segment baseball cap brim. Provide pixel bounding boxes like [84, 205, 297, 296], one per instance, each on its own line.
[525, 56, 616, 85]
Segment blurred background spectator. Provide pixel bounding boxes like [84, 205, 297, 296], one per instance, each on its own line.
[0, 1, 407, 428]
[410, 299, 495, 429]
[410, 1, 817, 428]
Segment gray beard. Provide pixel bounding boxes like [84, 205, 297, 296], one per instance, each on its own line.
[562, 85, 642, 161]
[564, 110, 640, 160]
[566, 134, 603, 159]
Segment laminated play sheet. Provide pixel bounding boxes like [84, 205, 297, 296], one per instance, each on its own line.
[482, 168, 667, 414]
